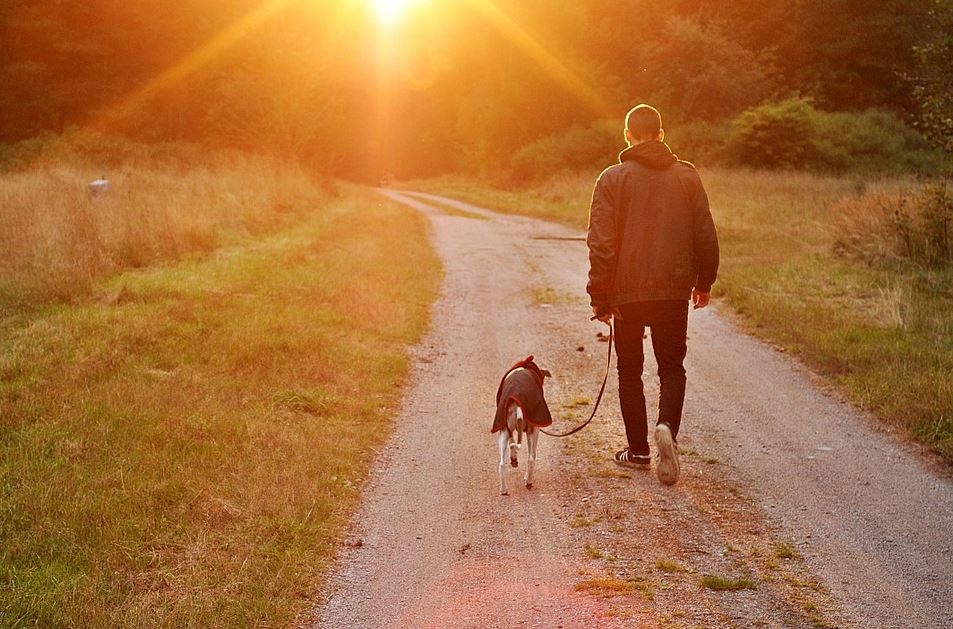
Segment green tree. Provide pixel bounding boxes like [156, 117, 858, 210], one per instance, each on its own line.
[782, 0, 933, 111]
[644, 15, 779, 121]
[911, 0, 953, 152]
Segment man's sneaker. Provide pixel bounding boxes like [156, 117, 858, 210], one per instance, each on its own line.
[655, 423, 679, 485]
[614, 447, 650, 469]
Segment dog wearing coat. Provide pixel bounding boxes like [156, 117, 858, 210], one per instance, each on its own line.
[491, 356, 553, 495]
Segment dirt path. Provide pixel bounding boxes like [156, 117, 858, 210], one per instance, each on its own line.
[304, 190, 953, 629]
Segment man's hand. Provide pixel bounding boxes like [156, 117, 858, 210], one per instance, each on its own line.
[692, 289, 711, 310]
[591, 305, 612, 324]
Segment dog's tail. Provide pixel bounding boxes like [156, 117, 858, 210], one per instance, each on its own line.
[515, 404, 525, 446]
[507, 403, 524, 452]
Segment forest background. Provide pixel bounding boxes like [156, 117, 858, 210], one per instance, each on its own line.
[1, 0, 951, 180]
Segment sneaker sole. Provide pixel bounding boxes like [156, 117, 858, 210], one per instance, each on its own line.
[655, 424, 679, 485]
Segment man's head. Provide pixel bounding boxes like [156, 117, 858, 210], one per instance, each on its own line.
[624, 104, 664, 146]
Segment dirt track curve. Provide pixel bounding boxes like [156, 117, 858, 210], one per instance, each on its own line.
[304, 190, 953, 629]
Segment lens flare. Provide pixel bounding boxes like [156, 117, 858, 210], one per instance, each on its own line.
[371, 0, 416, 25]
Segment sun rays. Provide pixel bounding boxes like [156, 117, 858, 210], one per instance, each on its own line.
[83, 0, 610, 143]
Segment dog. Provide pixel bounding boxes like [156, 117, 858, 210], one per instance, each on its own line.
[491, 356, 553, 495]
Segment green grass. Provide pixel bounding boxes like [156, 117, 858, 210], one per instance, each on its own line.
[533, 286, 581, 306]
[655, 559, 689, 574]
[573, 576, 647, 598]
[700, 574, 758, 591]
[0, 186, 441, 626]
[592, 468, 631, 479]
[400, 174, 584, 225]
[774, 543, 797, 559]
[584, 544, 605, 559]
[570, 515, 596, 528]
[405, 170, 953, 462]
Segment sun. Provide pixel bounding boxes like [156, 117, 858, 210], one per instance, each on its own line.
[370, 0, 419, 26]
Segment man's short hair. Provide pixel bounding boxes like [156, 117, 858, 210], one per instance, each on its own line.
[625, 104, 662, 142]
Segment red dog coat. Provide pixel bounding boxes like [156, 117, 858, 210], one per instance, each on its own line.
[491, 355, 553, 433]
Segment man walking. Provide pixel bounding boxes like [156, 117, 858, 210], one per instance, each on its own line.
[586, 104, 719, 486]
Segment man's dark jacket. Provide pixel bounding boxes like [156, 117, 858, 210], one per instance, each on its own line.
[586, 140, 719, 309]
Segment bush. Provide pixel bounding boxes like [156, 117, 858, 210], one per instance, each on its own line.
[728, 97, 947, 173]
[816, 109, 945, 173]
[508, 99, 946, 180]
[833, 178, 953, 268]
[510, 121, 620, 182]
[510, 117, 730, 181]
[727, 97, 822, 169]
[665, 119, 731, 166]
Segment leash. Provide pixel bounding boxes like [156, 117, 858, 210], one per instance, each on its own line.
[540, 318, 613, 438]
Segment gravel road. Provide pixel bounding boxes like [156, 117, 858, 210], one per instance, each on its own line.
[306, 190, 953, 629]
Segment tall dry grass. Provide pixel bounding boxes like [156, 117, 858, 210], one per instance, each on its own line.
[833, 178, 952, 268]
[0, 136, 326, 301]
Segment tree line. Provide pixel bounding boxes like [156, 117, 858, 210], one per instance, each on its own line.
[0, 0, 949, 179]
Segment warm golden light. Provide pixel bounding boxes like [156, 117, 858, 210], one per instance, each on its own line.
[371, 0, 417, 26]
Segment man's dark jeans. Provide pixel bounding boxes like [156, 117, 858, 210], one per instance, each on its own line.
[614, 299, 689, 456]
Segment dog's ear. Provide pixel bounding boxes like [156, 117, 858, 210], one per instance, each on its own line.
[540, 368, 552, 379]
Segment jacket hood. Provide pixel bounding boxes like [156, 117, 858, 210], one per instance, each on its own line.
[619, 140, 678, 170]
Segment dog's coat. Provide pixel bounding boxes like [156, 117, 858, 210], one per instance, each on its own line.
[493, 355, 551, 495]
[491, 355, 552, 434]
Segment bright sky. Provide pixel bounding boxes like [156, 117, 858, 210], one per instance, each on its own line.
[371, 0, 423, 26]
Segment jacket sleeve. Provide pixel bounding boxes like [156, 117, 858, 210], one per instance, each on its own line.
[586, 172, 617, 309]
[690, 178, 720, 293]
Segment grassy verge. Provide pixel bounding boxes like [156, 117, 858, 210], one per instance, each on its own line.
[0, 185, 440, 625]
[403, 170, 953, 462]
[1, 134, 323, 302]
[400, 174, 590, 226]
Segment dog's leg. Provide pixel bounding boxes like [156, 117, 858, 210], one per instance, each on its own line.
[498, 429, 510, 496]
[525, 425, 538, 490]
